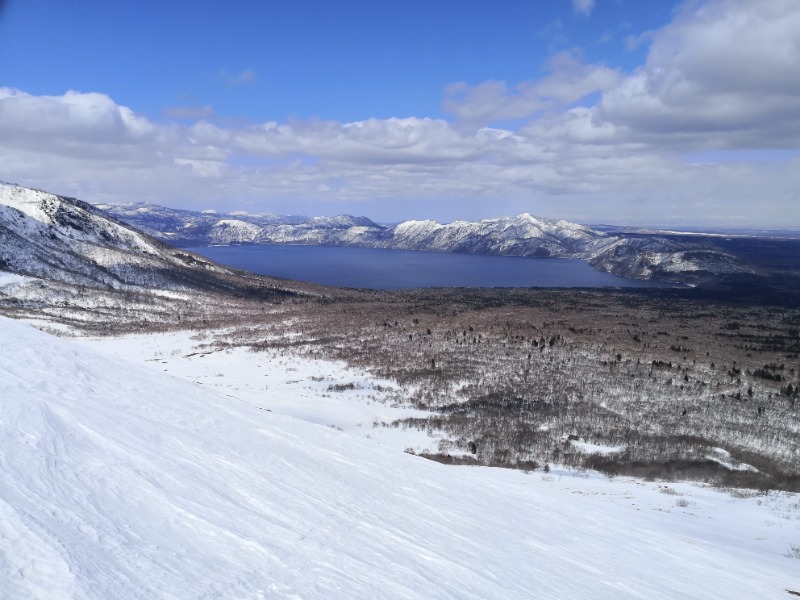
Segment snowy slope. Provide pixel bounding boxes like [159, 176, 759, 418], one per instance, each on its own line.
[76, 328, 434, 448]
[1, 316, 798, 599]
[0, 184, 312, 328]
[590, 236, 756, 284]
[0, 182, 237, 291]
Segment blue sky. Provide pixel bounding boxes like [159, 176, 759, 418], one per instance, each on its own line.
[1, 0, 799, 227]
[1, 0, 671, 122]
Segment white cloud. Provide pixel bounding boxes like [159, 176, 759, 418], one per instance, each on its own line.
[595, 0, 800, 149]
[573, 0, 595, 17]
[0, 1, 798, 227]
[443, 52, 622, 128]
[0, 88, 156, 142]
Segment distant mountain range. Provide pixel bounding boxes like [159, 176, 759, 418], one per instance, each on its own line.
[0, 180, 758, 296]
[97, 201, 756, 285]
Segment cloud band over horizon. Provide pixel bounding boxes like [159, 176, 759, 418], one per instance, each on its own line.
[0, 0, 798, 228]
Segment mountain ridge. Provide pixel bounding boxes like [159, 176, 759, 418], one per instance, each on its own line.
[97, 199, 757, 285]
[0, 181, 758, 288]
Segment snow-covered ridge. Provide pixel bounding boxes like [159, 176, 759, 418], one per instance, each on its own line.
[588, 237, 756, 283]
[99, 198, 757, 284]
[0, 182, 238, 292]
[98, 202, 609, 257]
[0, 183, 163, 256]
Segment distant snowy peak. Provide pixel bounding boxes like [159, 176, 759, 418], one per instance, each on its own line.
[390, 219, 443, 244]
[210, 219, 262, 244]
[382, 213, 610, 259]
[306, 215, 383, 229]
[97, 201, 605, 256]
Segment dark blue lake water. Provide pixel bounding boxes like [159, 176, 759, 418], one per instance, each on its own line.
[186, 244, 666, 290]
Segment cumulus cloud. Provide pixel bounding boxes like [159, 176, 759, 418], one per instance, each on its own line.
[0, 88, 164, 165]
[0, 1, 798, 226]
[447, 0, 800, 151]
[0, 88, 153, 140]
[443, 52, 622, 128]
[595, 0, 800, 149]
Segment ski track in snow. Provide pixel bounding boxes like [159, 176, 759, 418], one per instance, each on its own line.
[1, 316, 799, 599]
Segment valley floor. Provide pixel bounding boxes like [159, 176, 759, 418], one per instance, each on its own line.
[2, 316, 799, 599]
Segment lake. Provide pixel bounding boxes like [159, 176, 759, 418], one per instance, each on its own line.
[185, 244, 667, 290]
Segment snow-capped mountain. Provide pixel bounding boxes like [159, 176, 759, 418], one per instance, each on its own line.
[99, 200, 756, 284]
[97, 203, 607, 256]
[590, 236, 756, 285]
[370, 213, 611, 258]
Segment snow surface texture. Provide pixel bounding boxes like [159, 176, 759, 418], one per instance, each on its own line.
[1, 316, 799, 599]
[77, 329, 436, 452]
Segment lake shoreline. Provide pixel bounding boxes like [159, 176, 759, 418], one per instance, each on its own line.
[183, 243, 671, 290]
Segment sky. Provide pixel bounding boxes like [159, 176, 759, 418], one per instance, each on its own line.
[0, 0, 799, 228]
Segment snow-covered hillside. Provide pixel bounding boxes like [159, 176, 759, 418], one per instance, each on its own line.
[0, 183, 311, 329]
[1, 315, 798, 599]
[0, 182, 236, 291]
[590, 236, 757, 284]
